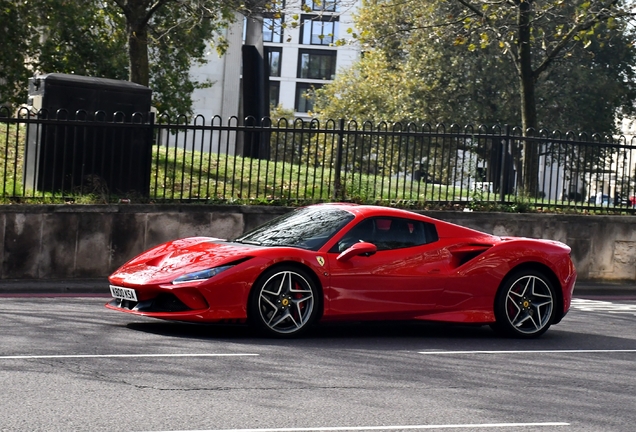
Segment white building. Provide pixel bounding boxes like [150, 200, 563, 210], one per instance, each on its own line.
[189, 0, 360, 120]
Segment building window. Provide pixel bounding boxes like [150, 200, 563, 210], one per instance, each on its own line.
[263, 16, 284, 43]
[301, 16, 339, 45]
[295, 83, 323, 112]
[298, 49, 337, 80]
[269, 81, 281, 108]
[304, 0, 339, 12]
[266, 47, 282, 77]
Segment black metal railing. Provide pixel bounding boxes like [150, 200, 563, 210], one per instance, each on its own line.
[2, 107, 636, 213]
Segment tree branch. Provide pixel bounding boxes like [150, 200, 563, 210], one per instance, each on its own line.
[142, 0, 173, 26]
[534, 0, 621, 79]
[454, 0, 486, 18]
[111, 0, 130, 16]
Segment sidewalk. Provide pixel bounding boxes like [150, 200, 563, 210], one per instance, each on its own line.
[573, 281, 636, 298]
[0, 278, 634, 296]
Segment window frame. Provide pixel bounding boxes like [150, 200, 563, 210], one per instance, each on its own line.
[303, 0, 339, 12]
[294, 82, 323, 113]
[263, 15, 284, 43]
[297, 49, 337, 80]
[300, 15, 339, 45]
[265, 47, 283, 77]
[268, 80, 281, 108]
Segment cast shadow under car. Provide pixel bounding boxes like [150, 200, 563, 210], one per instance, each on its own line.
[125, 319, 503, 342]
[123, 318, 626, 352]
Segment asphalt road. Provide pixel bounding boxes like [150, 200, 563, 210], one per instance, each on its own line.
[1, 292, 636, 432]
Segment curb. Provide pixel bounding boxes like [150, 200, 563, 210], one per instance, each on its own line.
[574, 282, 636, 297]
[0, 279, 106, 295]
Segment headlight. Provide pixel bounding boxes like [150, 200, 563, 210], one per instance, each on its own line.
[172, 265, 233, 285]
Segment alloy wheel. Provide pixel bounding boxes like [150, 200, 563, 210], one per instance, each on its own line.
[503, 274, 554, 335]
[256, 270, 316, 335]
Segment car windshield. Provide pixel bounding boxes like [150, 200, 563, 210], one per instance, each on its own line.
[233, 207, 355, 250]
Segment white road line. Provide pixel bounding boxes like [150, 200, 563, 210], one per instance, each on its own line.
[418, 349, 636, 355]
[570, 298, 636, 314]
[147, 422, 569, 432]
[0, 353, 258, 360]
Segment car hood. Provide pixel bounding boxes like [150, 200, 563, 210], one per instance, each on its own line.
[110, 237, 259, 286]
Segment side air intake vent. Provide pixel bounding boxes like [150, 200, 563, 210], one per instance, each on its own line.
[448, 244, 493, 268]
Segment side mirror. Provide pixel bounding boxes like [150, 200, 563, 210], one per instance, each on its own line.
[336, 242, 377, 262]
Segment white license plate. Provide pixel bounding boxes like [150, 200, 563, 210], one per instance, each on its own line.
[110, 285, 138, 301]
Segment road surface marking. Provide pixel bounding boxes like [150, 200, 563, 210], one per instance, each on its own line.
[0, 353, 258, 360]
[418, 349, 636, 355]
[571, 298, 636, 314]
[147, 423, 570, 432]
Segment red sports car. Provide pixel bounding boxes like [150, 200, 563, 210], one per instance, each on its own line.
[107, 204, 576, 338]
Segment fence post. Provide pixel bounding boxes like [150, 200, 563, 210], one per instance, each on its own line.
[499, 124, 510, 204]
[147, 111, 156, 199]
[333, 118, 345, 201]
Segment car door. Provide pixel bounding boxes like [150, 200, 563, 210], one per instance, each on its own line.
[324, 216, 447, 319]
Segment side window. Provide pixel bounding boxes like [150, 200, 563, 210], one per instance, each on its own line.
[332, 217, 438, 252]
[333, 218, 376, 252]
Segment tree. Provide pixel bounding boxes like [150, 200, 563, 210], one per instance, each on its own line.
[34, 1, 129, 82]
[0, 1, 38, 107]
[1, 1, 244, 115]
[315, 31, 521, 126]
[449, 0, 636, 194]
[111, 0, 238, 84]
[316, 0, 636, 194]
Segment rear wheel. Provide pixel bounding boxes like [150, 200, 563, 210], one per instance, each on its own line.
[492, 270, 556, 338]
[249, 266, 319, 337]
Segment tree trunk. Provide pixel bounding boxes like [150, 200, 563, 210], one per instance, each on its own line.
[517, 0, 539, 196]
[125, 1, 150, 86]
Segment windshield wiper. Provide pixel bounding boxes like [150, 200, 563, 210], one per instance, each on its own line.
[271, 243, 310, 249]
[234, 239, 262, 246]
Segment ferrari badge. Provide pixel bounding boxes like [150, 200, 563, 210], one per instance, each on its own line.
[316, 256, 325, 266]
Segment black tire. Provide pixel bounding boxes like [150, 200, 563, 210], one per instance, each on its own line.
[492, 269, 557, 338]
[248, 266, 320, 337]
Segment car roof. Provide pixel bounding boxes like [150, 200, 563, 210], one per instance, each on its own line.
[310, 203, 493, 239]
[309, 202, 429, 219]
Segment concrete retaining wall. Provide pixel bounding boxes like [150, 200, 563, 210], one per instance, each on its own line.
[0, 204, 634, 282]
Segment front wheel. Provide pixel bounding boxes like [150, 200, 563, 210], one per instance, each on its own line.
[249, 266, 320, 337]
[492, 270, 556, 338]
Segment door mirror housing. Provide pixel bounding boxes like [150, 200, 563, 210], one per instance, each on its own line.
[336, 242, 377, 262]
